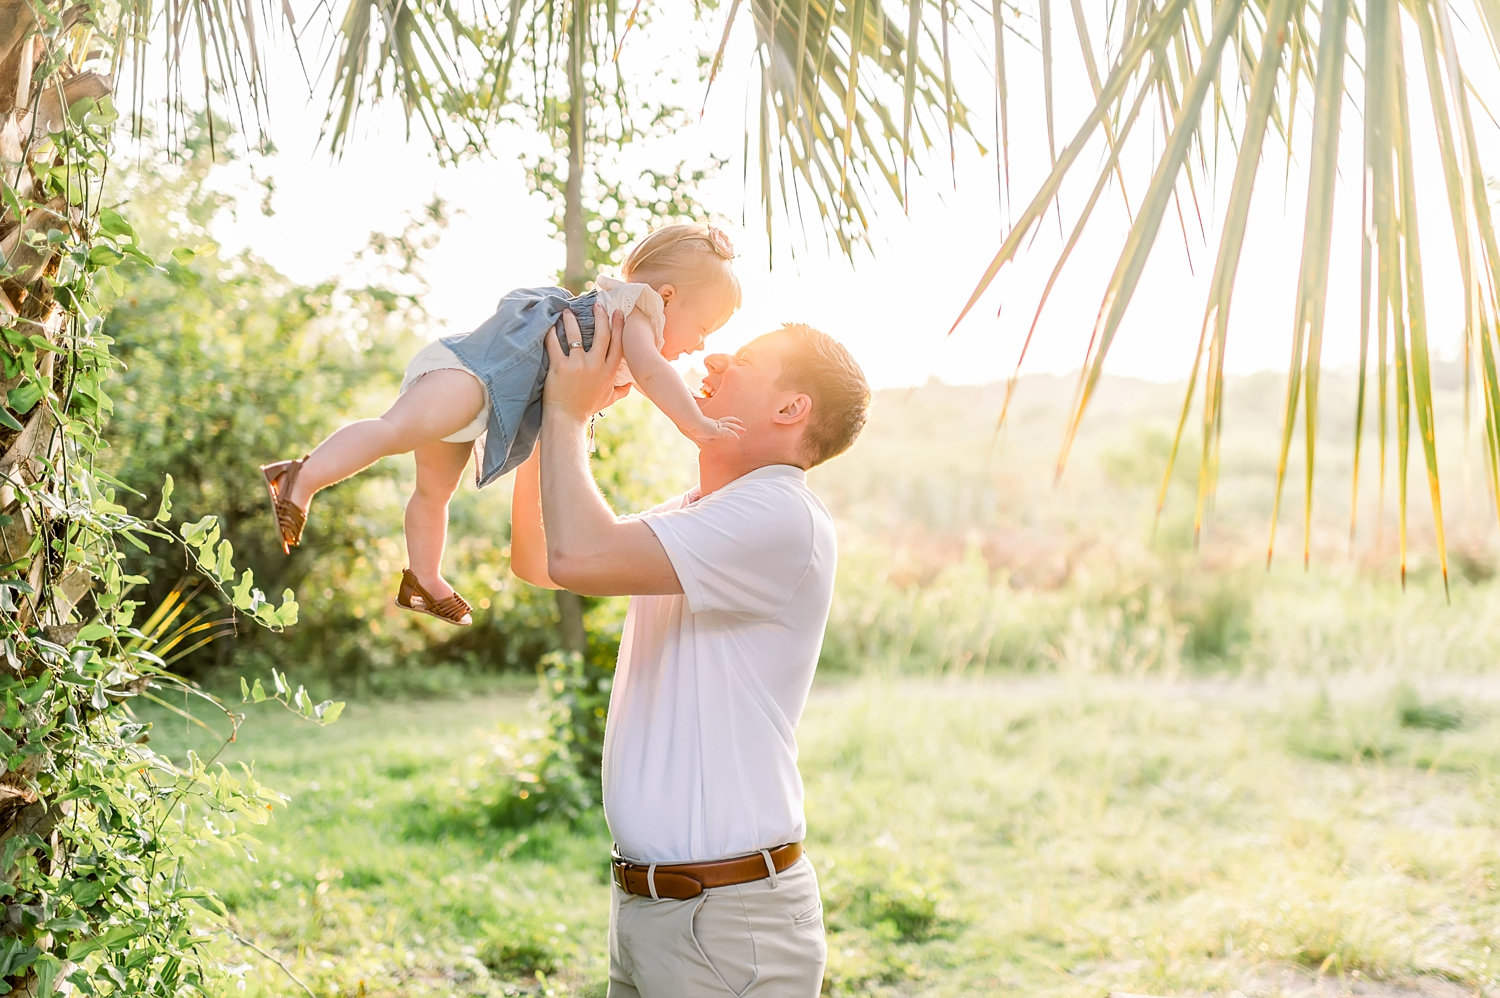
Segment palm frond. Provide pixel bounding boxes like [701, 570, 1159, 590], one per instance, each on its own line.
[323, 0, 485, 156]
[1267, 0, 1349, 570]
[1159, 0, 1295, 544]
[942, 0, 1500, 574]
[730, 0, 978, 257]
[111, 0, 297, 146]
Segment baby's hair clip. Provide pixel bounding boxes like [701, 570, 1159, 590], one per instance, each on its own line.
[706, 225, 736, 260]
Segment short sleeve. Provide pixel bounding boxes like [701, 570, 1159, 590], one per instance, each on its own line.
[640, 483, 815, 618]
[594, 278, 666, 348]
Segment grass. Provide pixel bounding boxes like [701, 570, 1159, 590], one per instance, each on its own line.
[142, 671, 1500, 997]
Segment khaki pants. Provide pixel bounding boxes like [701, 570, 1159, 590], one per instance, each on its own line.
[607, 855, 826, 997]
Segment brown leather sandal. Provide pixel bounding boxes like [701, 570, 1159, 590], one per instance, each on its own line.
[394, 568, 473, 626]
[259, 456, 309, 554]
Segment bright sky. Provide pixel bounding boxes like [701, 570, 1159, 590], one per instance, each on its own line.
[168, 4, 1500, 392]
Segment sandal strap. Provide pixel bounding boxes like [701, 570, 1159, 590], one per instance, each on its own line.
[397, 569, 471, 623]
[427, 592, 472, 622]
[275, 498, 306, 545]
[262, 457, 310, 550]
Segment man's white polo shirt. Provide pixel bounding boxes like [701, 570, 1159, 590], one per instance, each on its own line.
[602, 464, 837, 864]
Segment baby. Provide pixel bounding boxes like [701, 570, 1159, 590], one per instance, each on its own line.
[259, 222, 742, 625]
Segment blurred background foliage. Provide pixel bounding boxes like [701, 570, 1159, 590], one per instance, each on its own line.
[97, 117, 1500, 710]
[98, 112, 703, 700]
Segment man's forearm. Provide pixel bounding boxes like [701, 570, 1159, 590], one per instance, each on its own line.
[509, 448, 555, 588]
[539, 406, 620, 572]
[537, 305, 684, 597]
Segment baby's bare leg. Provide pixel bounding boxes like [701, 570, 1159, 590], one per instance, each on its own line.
[289, 369, 484, 510]
[405, 439, 475, 601]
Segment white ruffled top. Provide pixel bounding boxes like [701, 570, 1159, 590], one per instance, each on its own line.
[594, 275, 666, 387]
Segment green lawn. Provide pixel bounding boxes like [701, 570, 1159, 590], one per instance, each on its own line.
[146, 673, 1500, 997]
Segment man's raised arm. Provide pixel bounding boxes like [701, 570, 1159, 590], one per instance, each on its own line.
[509, 447, 555, 588]
[537, 307, 684, 597]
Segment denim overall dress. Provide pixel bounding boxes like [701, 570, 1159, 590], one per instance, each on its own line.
[441, 285, 601, 488]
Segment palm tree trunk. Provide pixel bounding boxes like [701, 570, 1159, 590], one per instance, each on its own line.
[0, 7, 111, 991]
[552, 2, 589, 657]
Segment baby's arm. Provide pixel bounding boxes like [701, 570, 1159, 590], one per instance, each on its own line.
[620, 312, 744, 445]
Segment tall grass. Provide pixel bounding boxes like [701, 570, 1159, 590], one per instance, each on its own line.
[812, 366, 1500, 684]
[821, 529, 1500, 682]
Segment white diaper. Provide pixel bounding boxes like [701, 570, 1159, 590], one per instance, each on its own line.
[399, 339, 489, 443]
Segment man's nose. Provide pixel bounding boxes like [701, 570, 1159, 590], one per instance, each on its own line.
[704, 353, 729, 373]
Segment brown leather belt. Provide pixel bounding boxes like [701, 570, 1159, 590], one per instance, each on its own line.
[611, 842, 803, 900]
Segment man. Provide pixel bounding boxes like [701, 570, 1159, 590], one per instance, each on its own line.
[510, 304, 870, 997]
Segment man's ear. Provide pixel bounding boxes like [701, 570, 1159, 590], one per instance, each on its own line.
[773, 392, 812, 425]
[658, 283, 677, 305]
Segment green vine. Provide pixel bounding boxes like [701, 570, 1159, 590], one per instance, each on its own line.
[0, 44, 335, 998]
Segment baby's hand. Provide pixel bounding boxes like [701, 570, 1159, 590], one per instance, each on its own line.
[688, 415, 746, 444]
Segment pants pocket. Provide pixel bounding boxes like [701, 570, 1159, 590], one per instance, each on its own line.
[790, 897, 823, 927]
[688, 892, 759, 996]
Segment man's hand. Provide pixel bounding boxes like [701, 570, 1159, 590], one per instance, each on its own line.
[545, 305, 630, 420]
[537, 303, 685, 598]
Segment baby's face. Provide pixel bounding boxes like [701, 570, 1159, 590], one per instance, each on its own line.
[661, 292, 731, 360]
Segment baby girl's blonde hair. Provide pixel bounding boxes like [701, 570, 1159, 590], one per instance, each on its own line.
[622, 223, 743, 324]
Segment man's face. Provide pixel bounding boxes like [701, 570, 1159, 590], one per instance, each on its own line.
[698, 332, 790, 426]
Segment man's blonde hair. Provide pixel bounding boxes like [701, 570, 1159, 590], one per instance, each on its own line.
[773, 323, 871, 468]
[622, 223, 742, 324]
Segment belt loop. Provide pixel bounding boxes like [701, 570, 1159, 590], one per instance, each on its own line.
[760, 849, 779, 889]
[646, 863, 660, 901]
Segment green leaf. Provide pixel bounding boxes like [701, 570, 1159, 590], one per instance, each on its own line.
[77, 623, 112, 642]
[98, 924, 139, 951]
[213, 539, 234, 581]
[0, 408, 19, 431]
[0, 832, 42, 876]
[0, 936, 37, 978]
[231, 570, 257, 609]
[66, 935, 104, 962]
[97, 207, 135, 240]
[41, 912, 88, 933]
[32, 952, 59, 997]
[187, 893, 226, 916]
[170, 246, 196, 263]
[181, 515, 218, 548]
[84, 95, 118, 127]
[71, 878, 107, 906]
[87, 246, 126, 267]
[275, 590, 299, 627]
[7, 381, 42, 415]
[154, 474, 173, 523]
